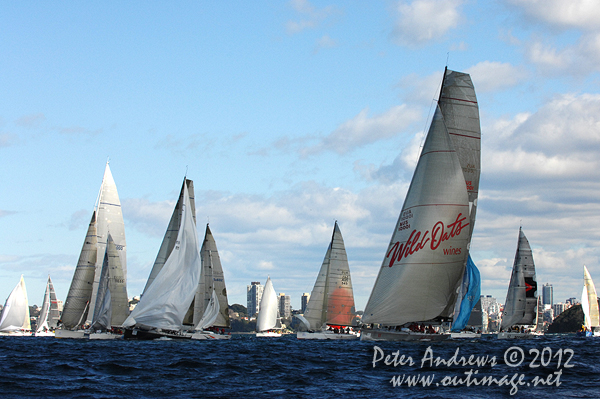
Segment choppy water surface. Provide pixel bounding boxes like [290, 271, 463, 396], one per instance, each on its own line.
[0, 334, 598, 398]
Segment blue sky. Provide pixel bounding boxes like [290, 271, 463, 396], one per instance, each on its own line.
[2, 0, 600, 311]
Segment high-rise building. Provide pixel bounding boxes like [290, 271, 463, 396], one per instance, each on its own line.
[279, 293, 291, 318]
[301, 293, 310, 313]
[247, 282, 263, 317]
[542, 283, 553, 306]
[553, 302, 569, 319]
[480, 295, 500, 315]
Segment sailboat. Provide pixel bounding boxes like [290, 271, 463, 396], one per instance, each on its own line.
[56, 161, 127, 339]
[498, 227, 541, 339]
[34, 276, 60, 337]
[123, 179, 202, 340]
[191, 225, 232, 340]
[255, 277, 282, 337]
[296, 221, 359, 340]
[361, 68, 480, 342]
[578, 265, 600, 337]
[0, 275, 32, 336]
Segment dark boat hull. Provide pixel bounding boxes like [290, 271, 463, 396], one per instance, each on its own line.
[123, 327, 192, 340]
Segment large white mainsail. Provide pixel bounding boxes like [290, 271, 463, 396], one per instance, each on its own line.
[193, 224, 230, 329]
[582, 265, 599, 329]
[123, 180, 201, 330]
[303, 221, 356, 330]
[439, 68, 482, 319]
[256, 277, 280, 332]
[362, 105, 470, 326]
[0, 275, 31, 332]
[36, 276, 60, 333]
[501, 227, 538, 330]
[438, 67, 481, 246]
[87, 162, 126, 323]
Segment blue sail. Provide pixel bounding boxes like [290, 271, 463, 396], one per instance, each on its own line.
[451, 255, 481, 332]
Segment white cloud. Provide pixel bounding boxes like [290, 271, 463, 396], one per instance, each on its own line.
[506, 0, 600, 32]
[15, 113, 45, 128]
[286, 0, 341, 35]
[303, 105, 422, 155]
[524, 33, 600, 76]
[466, 61, 529, 92]
[313, 34, 338, 53]
[504, 1, 600, 76]
[0, 133, 15, 147]
[391, 0, 465, 46]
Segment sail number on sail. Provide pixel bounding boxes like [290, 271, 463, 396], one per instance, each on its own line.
[341, 270, 350, 286]
[398, 210, 413, 231]
[387, 213, 469, 267]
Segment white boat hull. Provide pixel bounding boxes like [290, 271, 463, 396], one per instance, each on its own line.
[450, 331, 481, 339]
[256, 331, 282, 338]
[0, 330, 32, 337]
[497, 331, 543, 339]
[34, 331, 55, 337]
[360, 328, 449, 342]
[87, 332, 123, 340]
[297, 330, 359, 340]
[191, 331, 232, 340]
[54, 329, 87, 339]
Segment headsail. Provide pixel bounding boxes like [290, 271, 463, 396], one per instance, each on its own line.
[256, 277, 280, 332]
[92, 234, 129, 330]
[195, 289, 221, 331]
[303, 221, 356, 330]
[501, 227, 538, 330]
[362, 105, 470, 326]
[451, 255, 481, 331]
[61, 212, 98, 329]
[36, 276, 60, 333]
[0, 275, 31, 332]
[142, 179, 196, 295]
[582, 265, 599, 329]
[123, 181, 201, 330]
[193, 224, 230, 329]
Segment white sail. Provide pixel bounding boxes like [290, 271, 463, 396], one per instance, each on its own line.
[303, 221, 356, 330]
[501, 227, 538, 330]
[193, 224, 230, 328]
[123, 181, 201, 330]
[195, 290, 220, 331]
[256, 277, 280, 332]
[36, 276, 59, 333]
[91, 257, 112, 331]
[88, 162, 126, 323]
[0, 276, 31, 332]
[439, 68, 481, 318]
[61, 212, 98, 329]
[438, 68, 481, 245]
[106, 234, 129, 326]
[36, 279, 52, 333]
[583, 265, 599, 328]
[142, 179, 196, 295]
[362, 105, 470, 326]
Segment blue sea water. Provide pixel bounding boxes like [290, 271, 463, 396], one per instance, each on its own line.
[0, 334, 598, 398]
